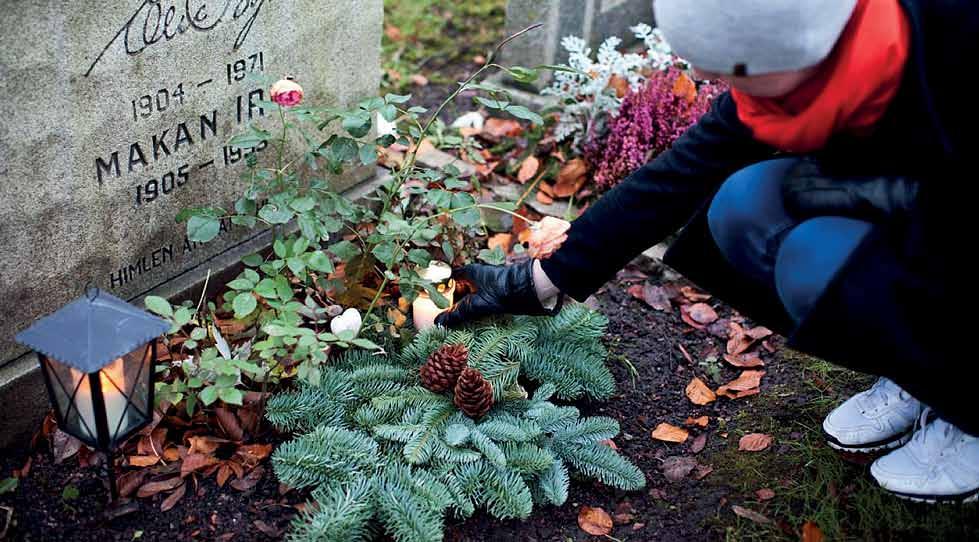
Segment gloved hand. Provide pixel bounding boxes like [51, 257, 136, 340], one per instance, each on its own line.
[434, 259, 563, 328]
[782, 159, 920, 221]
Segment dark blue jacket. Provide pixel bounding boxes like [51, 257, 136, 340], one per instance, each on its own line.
[541, 0, 978, 433]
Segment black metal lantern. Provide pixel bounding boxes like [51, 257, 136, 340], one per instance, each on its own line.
[15, 287, 169, 498]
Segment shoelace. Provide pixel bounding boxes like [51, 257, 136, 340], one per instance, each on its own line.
[908, 408, 962, 460]
[859, 378, 903, 414]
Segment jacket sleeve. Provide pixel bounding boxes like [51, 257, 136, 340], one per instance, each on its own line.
[540, 91, 774, 301]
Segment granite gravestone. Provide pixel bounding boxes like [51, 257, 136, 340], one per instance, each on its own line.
[0, 0, 382, 441]
[502, 0, 655, 89]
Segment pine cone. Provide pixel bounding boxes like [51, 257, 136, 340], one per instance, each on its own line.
[420, 344, 469, 393]
[454, 368, 494, 418]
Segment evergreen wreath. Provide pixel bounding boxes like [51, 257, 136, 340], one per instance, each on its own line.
[265, 305, 643, 542]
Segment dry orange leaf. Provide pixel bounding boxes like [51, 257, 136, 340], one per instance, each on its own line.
[484, 118, 523, 139]
[608, 74, 630, 98]
[517, 156, 540, 183]
[673, 72, 697, 103]
[685, 377, 717, 405]
[652, 423, 690, 443]
[525, 216, 571, 260]
[723, 352, 765, 368]
[410, 73, 429, 86]
[732, 505, 770, 524]
[599, 439, 619, 451]
[745, 326, 774, 340]
[488, 233, 513, 253]
[739, 433, 773, 452]
[160, 482, 186, 512]
[536, 191, 554, 205]
[384, 24, 403, 41]
[553, 158, 588, 198]
[387, 307, 407, 328]
[187, 435, 227, 456]
[137, 476, 183, 498]
[687, 303, 719, 325]
[181, 453, 220, 477]
[755, 488, 776, 501]
[163, 446, 181, 462]
[685, 416, 709, 428]
[717, 370, 765, 399]
[680, 286, 711, 302]
[128, 455, 160, 467]
[578, 506, 613, 536]
[538, 181, 555, 197]
[727, 322, 755, 355]
[802, 522, 825, 542]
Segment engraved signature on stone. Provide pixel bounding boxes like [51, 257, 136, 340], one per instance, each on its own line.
[85, 0, 269, 77]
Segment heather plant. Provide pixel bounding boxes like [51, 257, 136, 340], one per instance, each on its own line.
[543, 24, 679, 150]
[585, 68, 727, 189]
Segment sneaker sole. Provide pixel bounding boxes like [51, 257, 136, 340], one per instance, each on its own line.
[882, 486, 979, 505]
[824, 427, 914, 454]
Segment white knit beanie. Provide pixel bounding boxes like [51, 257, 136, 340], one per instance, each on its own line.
[653, 0, 858, 76]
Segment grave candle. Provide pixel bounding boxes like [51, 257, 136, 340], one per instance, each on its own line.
[412, 261, 455, 331]
[70, 357, 130, 442]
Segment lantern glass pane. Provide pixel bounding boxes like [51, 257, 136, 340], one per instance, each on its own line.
[43, 358, 98, 446]
[123, 344, 153, 421]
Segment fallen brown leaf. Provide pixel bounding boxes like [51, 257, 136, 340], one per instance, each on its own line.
[685, 416, 709, 428]
[181, 454, 220, 477]
[163, 446, 181, 462]
[641, 284, 672, 311]
[578, 505, 613, 536]
[137, 476, 183, 498]
[517, 156, 540, 183]
[608, 75, 631, 98]
[160, 482, 186, 512]
[215, 408, 244, 441]
[717, 370, 766, 399]
[680, 305, 707, 330]
[410, 73, 429, 86]
[726, 322, 755, 355]
[52, 430, 82, 464]
[732, 505, 770, 524]
[673, 72, 697, 103]
[235, 443, 273, 468]
[755, 488, 776, 501]
[483, 118, 523, 139]
[487, 233, 513, 254]
[535, 191, 554, 205]
[652, 423, 689, 443]
[739, 433, 773, 452]
[117, 470, 148, 498]
[187, 436, 227, 456]
[723, 352, 765, 368]
[687, 303, 719, 325]
[216, 463, 233, 487]
[661, 456, 698, 482]
[384, 24, 402, 41]
[599, 439, 619, 451]
[685, 377, 717, 405]
[129, 455, 160, 467]
[680, 286, 711, 302]
[553, 158, 588, 198]
[802, 521, 825, 542]
[230, 466, 264, 492]
[690, 433, 708, 454]
[692, 463, 714, 480]
[745, 326, 774, 340]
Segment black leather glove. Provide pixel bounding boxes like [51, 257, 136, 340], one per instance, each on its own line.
[434, 259, 564, 328]
[782, 159, 920, 221]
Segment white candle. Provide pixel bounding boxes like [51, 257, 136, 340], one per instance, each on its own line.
[71, 357, 131, 442]
[413, 261, 455, 331]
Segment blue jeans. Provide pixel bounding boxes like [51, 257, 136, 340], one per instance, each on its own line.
[707, 159, 873, 323]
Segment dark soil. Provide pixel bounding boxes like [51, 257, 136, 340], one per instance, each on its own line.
[0, 447, 303, 541]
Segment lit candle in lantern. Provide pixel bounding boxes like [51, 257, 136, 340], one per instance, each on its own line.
[70, 357, 131, 442]
[412, 261, 455, 331]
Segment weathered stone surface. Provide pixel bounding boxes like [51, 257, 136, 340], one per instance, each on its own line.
[502, 0, 654, 88]
[0, 0, 383, 369]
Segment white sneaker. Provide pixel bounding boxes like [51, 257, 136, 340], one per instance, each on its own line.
[822, 378, 921, 453]
[871, 410, 979, 503]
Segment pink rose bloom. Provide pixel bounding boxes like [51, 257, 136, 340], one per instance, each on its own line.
[270, 79, 304, 107]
